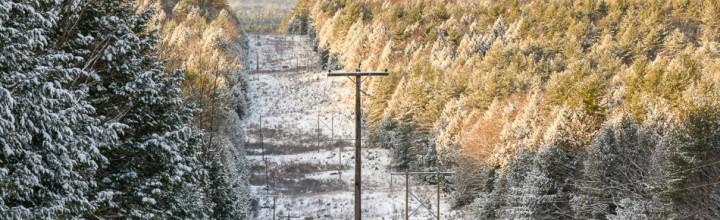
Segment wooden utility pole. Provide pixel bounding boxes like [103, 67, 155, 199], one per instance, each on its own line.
[437, 170, 440, 220]
[405, 170, 409, 220]
[264, 194, 282, 220]
[327, 63, 388, 220]
[331, 108, 334, 142]
[261, 115, 268, 193]
[260, 115, 264, 162]
[317, 111, 320, 153]
[294, 37, 300, 74]
[333, 109, 341, 184]
[296, 52, 299, 74]
[272, 196, 277, 220]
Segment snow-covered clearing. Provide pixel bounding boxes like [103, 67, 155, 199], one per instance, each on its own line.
[243, 34, 463, 219]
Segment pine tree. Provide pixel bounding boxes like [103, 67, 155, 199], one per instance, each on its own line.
[208, 159, 236, 219]
[209, 110, 251, 219]
[664, 29, 688, 54]
[700, 0, 720, 43]
[666, 97, 720, 219]
[524, 145, 579, 219]
[496, 150, 534, 219]
[469, 173, 504, 219]
[2, 1, 251, 219]
[384, 117, 412, 170]
[1, 0, 113, 218]
[451, 157, 493, 208]
[58, 1, 207, 218]
[572, 124, 620, 219]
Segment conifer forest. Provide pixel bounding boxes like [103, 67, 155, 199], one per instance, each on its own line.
[3, 0, 720, 219]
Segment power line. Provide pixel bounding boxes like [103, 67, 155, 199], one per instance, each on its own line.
[670, 180, 720, 192]
[672, 159, 720, 175]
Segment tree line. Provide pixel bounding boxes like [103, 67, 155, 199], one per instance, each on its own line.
[1, 0, 251, 219]
[288, 0, 720, 218]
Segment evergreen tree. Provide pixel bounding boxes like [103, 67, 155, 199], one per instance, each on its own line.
[470, 173, 504, 220]
[572, 124, 620, 219]
[1, 0, 114, 218]
[2, 0, 249, 219]
[379, 117, 411, 170]
[451, 157, 492, 208]
[208, 159, 236, 219]
[524, 145, 578, 219]
[496, 150, 534, 219]
[667, 98, 720, 219]
[69, 1, 208, 217]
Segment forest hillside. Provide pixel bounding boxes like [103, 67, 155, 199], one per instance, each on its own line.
[289, 0, 720, 218]
[1, 0, 251, 218]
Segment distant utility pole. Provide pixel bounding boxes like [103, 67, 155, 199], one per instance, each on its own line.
[261, 115, 269, 193]
[273, 196, 276, 220]
[390, 171, 455, 220]
[256, 34, 260, 80]
[327, 62, 388, 220]
[296, 51, 299, 74]
[294, 36, 299, 74]
[333, 109, 341, 185]
[315, 111, 327, 153]
[266, 194, 281, 220]
[260, 115, 264, 162]
[330, 108, 334, 143]
[295, 48, 310, 73]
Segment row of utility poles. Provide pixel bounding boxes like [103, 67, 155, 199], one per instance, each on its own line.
[256, 109, 350, 219]
[254, 34, 455, 219]
[251, 34, 332, 220]
[252, 35, 311, 75]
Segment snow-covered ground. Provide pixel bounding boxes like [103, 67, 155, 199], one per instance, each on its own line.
[243, 34, 463, 219]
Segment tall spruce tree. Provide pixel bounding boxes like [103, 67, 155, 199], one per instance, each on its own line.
[2, 1, 252, 219]
[1, 0, 114, 218]
[572, 124, 621, 219]
[62, 1, 207, 218]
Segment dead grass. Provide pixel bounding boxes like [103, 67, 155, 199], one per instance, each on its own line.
[246, 127, 352, 155]
[249, 161, 347, 194]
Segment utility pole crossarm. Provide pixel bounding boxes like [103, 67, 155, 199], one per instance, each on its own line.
[327, 71, 389, 77]
[391, 172, 455, 175]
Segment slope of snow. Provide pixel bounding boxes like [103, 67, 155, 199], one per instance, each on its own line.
[243, 34, 464, 219]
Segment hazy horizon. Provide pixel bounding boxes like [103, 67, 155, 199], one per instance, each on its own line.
[227, 0, 298, 11]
